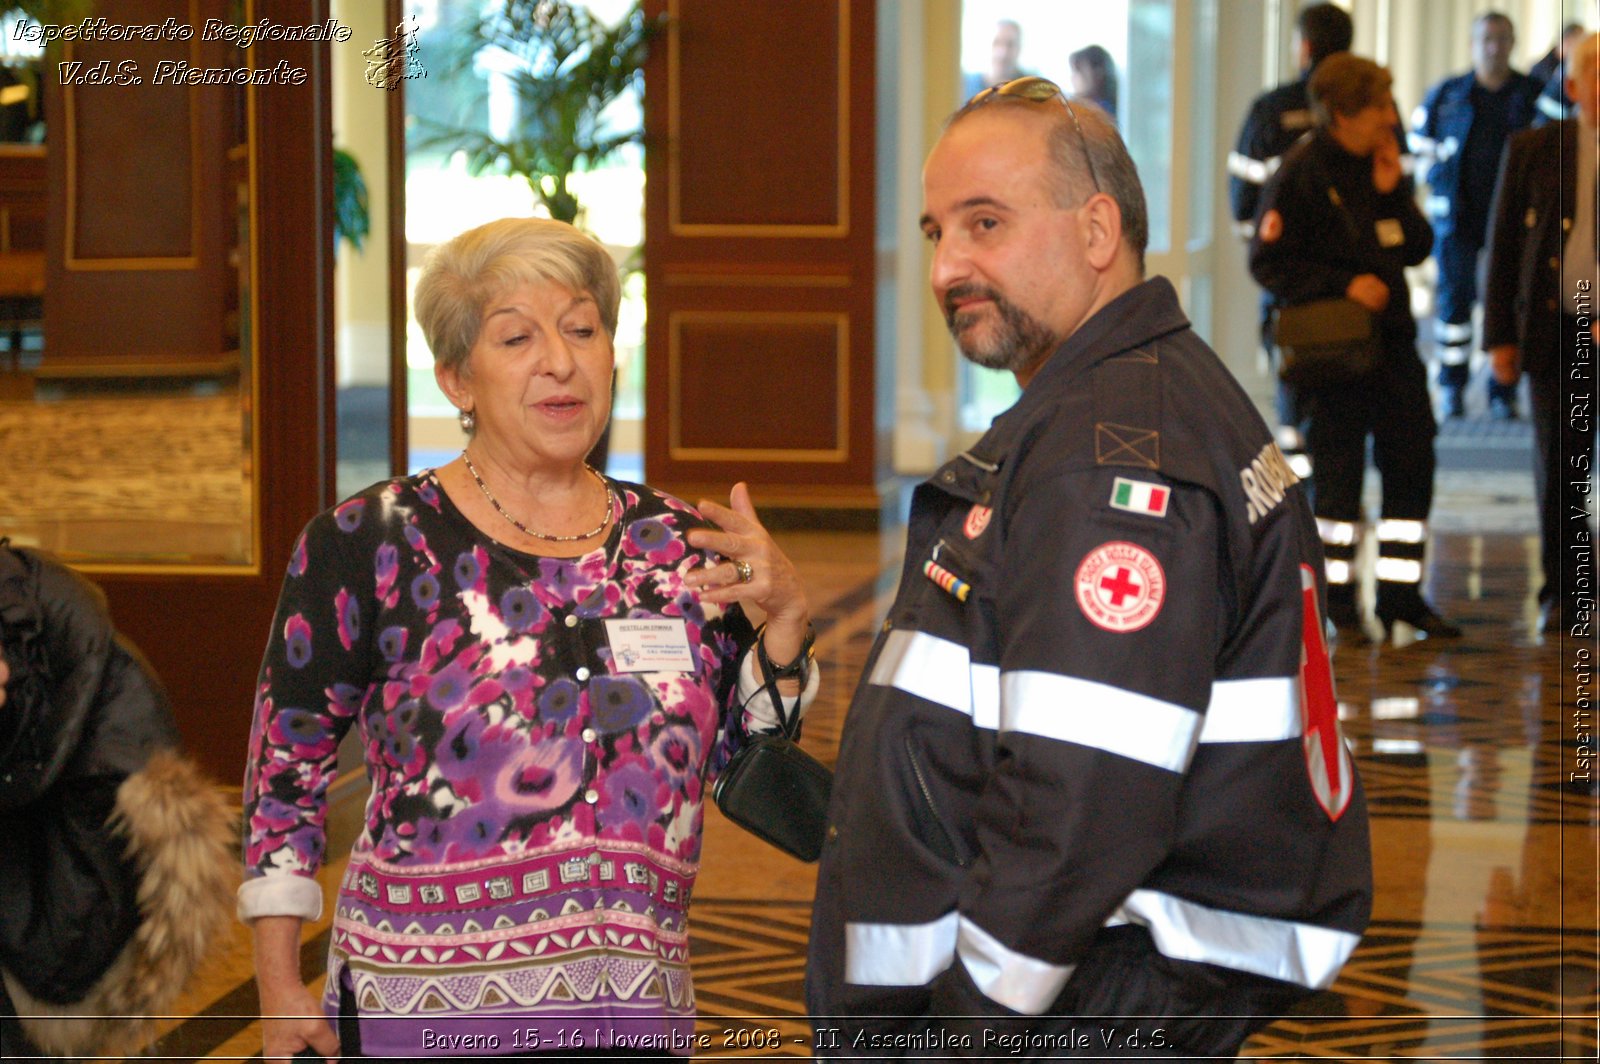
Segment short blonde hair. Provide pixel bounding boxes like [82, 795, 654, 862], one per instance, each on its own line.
[414, 217, 622, 375]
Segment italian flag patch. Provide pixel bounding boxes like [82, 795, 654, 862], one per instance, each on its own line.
[1110, 476, 1169, 518]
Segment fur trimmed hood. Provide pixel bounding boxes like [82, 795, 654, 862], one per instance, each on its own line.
[4, 750, 237, 1058]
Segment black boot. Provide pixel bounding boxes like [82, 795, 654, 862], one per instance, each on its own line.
[1437, 363, 1468, 419]
[1376, 584, 1462, 639]
[1326, 583, 1368, 643]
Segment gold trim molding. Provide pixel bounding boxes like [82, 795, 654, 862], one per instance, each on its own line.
[667, 310, 850, 462]
[667, 0, 850, 238]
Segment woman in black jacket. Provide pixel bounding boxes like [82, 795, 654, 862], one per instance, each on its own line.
[0, 542, 235, 1059]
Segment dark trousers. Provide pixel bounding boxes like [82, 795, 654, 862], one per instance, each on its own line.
[1299, 347, 1437, 522]
[1434, 228, 1484, 328]
[1529, 314, 1597, 610]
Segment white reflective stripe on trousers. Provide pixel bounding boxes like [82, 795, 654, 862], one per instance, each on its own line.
[844, 911, 959, 985]
[867, 628, 1000, 730]
[956, 915, 1076, 1014]
[1108, 888, 1362, 989]
[1000, 671, 1201, 773]
[1197, 678, 1301, 743]
[1316, 518, 1358, 546]
[1375, 558, 1423, 583]
[1375, 519, 1426, 543]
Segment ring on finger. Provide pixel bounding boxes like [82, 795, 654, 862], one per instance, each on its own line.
[733, 559, 754, 584]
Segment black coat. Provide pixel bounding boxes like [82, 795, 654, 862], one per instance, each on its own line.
[0, 543, 234, 1060]
[1482, 119, 1583, 377]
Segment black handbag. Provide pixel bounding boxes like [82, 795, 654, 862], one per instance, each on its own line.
[712, 641, 832, 863]
[1273, 298, 1380, 389]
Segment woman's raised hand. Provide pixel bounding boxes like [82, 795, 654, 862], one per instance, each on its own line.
[685, 483, 811, 663]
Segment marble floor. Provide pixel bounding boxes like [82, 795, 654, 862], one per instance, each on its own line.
[44, 444, 1600, 1061]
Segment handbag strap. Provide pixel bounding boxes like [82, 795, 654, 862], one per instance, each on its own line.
[752, 639, 802, 740]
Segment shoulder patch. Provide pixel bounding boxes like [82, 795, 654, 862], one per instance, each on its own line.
[1074, 541, 1166, 632]
[1095, 423, 1160, 468]
[1109, 477, 1169, 518]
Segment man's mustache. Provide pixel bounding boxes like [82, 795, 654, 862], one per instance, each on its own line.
[943, 283, 1003, 322]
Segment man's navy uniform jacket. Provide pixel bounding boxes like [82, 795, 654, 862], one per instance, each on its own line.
[806, 278, 1373, 1055]
[1410, 69, 1542, 239]
[1228, 75, 1315, 239]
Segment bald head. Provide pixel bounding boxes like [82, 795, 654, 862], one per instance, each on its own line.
[946, 88, 1149, 273]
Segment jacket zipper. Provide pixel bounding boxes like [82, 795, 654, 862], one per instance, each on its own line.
[904, 738, 971, 867]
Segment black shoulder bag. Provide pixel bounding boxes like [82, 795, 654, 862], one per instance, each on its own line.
[712, 626, 832, 862]
[1272, 182, 1384, 389]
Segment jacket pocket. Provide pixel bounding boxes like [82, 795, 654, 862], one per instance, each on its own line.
[903, 736, 973, 867]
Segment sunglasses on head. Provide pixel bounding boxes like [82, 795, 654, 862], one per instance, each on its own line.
[966, 76, 1104, 195]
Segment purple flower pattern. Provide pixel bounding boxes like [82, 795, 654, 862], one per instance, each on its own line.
[243, 471, 756, 883]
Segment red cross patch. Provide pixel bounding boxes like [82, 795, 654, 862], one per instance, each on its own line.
[964, 505, 992, 539]
[1073, 541, 1166, 632]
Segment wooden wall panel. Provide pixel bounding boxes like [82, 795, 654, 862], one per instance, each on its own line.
[643, 0, 881, 520]
[42, 0, 236, 373]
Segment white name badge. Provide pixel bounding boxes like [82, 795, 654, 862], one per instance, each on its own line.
[1375, 218, 1405, 248]
[603, 618, 696, 673]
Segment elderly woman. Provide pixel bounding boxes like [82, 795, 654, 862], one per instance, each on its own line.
[241, 218, 817, 1061]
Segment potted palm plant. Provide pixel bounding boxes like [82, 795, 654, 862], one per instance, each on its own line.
[418, 0, 662, 229]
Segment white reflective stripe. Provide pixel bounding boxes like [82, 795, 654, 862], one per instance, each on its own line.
[1539, 93, 1566, 120]
[1375, 518, 1426, 544]
[867, 628, 1000, 730]
[1287, 452, 1314, 479]
[1111, 889, 1361, 990]
[844, 913, 959, 986]
[1375, 557, 1423, 583]
[1227, 150, 1271, 184]
[971, 663, 1000, 730]
[956, 916, 1075, 1014]
[1426, 195, 1452, 218]
[1437, 344, 1471, 366]
[1316, 518, 1358, 546]
[1001, 671, 1201, 773]
[1199, 678, 1301, 743]
[1435, 321, 1474, 344]
[1274, 425, 1304, 451]
[1325, 559, 1354, 585]
[1406, 126, 1435, 156]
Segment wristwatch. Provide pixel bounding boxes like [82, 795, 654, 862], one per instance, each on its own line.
[757, 621, 815, 682]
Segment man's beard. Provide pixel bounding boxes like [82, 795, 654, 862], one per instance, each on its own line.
[943, 283, 1060, 373]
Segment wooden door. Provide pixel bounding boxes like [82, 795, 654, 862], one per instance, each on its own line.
[642, 0, 883, 525]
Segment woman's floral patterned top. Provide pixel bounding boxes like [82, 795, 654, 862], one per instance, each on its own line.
[240, 472, 765, 1057]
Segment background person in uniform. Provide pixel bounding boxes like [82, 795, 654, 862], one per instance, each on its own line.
[1068, 44, 1119, 126]
[242, 217, 817, 1062]
[1410, 11, 1543, 419]
[963, 18, 1031, 100]
[806, 76, 1371, 1060]
[1227, 2, 1355, 481]
[1529, 21, 1584, 125]
[1482, 32, 1600, 636]
[1252, 54, 1461, 641]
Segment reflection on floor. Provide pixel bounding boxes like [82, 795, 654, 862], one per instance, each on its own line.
[129, 487, 1598, 1061]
